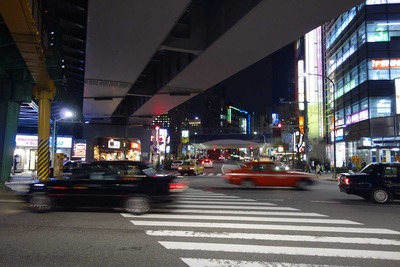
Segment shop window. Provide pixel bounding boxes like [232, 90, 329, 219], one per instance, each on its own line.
[370, 98, 393, 118]
[390, 68, 400, 80]
[358, 23, 366, 45]
[360, 60, 368, 83]
[368, 68, 390, 80]
[352, 103, 360, 114]
[360, 99, 368, 110]
[367, 21, 389, 42]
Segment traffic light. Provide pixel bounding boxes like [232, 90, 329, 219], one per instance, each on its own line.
[272, 123, 282, 137]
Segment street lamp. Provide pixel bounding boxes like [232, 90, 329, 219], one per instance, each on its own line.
[305, 73, 336, 179]
[254, 132, 266, 156]
[52, 110, 73, 165]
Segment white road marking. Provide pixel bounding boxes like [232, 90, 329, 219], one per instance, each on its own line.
[179, 195, 241, 199]
[181, 258, 356, 267]
[164, 205, 295, 210]
[143, 209, 327, 217]
[310, 200, 341, 204]
[179, 197, 256, 202]
[160, 241, 400, 260]
[128, 214, 361, 225]
[175, 200, 276, 205]
[146, 230, 400, 245]
[182, 192, 229, 196]
[130, 220, 400, 234]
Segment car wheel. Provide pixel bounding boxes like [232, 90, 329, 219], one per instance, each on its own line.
[125, 195, 150, 214]
[30, 194, 53, 213]
[241, 179, 254, 188]
[370, 188, 392, 204]
[295, 180, 309, 190]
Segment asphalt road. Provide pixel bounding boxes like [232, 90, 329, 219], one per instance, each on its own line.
[1, 166, 400, 267]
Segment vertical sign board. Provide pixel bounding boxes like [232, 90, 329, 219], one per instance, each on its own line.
[396, 79, 400, 114]
[298, 60, 305, 111]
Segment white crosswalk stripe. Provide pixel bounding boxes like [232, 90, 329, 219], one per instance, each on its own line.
[121, 188, 400, 266]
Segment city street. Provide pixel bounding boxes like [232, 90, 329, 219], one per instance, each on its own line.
[1, 167, 400, 267]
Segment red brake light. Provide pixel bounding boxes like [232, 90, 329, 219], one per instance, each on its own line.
[342, 177, 350, 185]
[53, 186, 68, 190]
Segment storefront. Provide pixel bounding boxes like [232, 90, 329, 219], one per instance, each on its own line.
[13, 134, 73, 172]
[93, 137, 141, 161]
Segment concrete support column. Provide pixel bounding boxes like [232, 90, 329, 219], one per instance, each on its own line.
[0, 101, 20, 188]
[34, 82, 56, 181]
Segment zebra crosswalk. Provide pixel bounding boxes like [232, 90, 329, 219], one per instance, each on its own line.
[120, 189, 400, 267]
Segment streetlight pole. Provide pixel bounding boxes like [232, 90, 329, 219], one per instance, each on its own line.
[305, 73, 336, 179]
[254, 132, 266, 156]
[52, 111, 73, 166]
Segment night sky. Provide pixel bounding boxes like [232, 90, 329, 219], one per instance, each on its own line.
[189, 43, 295, 117]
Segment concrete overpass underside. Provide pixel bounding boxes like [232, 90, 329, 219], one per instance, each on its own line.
[83, 0, 364, 126]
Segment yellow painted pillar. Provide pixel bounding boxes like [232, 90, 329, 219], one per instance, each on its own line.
[34, 81, 56, 181]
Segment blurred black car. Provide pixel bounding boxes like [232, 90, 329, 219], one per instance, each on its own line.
[338, 162, 400, 204]
[27, 160, 189, 214]
[63, 160, 86, 173]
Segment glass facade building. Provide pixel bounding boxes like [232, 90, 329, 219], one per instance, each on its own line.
[325, 0, 400, 168]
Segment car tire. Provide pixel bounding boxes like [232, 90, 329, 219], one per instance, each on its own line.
[241, 179, 254, 188]
[370, 188, 392, 204]
[30, 194, 53, 213]
[125, 195, 150, 214]
[295, 180, 309, 190]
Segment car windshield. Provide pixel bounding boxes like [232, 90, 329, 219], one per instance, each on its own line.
[360, 164, 375, 174]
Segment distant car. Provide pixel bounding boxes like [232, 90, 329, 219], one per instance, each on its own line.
[338, 162, 400, 204]
[170, 160, 184, 170]
[224, 161, 316, 189]
[26, 160, 189, 214]
[201, 159, 213, 168]
[178, 161, 204, 175]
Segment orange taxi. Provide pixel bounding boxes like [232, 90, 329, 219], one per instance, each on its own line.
[223, 161, 316, 189]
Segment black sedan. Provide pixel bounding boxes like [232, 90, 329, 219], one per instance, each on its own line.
[26, 160, 188, 214]
[338, 162, 400, 204]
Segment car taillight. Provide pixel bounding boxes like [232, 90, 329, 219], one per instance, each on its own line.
[53, 186, 68, 190]
[178, 166, 182, 170]
[342, 177, 350, 185]
[169, 181, 188, 192]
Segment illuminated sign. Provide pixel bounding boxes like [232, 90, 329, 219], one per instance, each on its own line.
[108, 139, 121, 149]
[298, 60, 305, 111]
[182, 130, 189, 144]
[298, 116, 305, 134]
[371, 59, 400, 69]
[16, 135, 37, 147]
[227, 108, 232, 123]
[373, 26, 389, 42]
[73, 141, 86, 158]
[56, 137, 72, 148]
[16, 135, 72, 148]
[396, 79, 400, 114]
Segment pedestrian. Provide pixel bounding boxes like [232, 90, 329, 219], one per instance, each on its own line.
[305, 163, 311, 173]
[347, 158, 354, 171]
[315, 163, 322, 175]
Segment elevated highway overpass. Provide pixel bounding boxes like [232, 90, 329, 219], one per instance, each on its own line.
[84, 0, 364, 126]
[0, 0, 363, 182]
